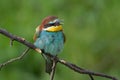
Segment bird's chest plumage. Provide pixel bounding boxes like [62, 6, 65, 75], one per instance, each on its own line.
[34, 31, 64, 56]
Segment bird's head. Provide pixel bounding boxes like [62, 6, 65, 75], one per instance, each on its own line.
[39, 16, 63, 32]
[34, 16, 63, 40]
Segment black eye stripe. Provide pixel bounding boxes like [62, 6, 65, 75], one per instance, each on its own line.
[44, 22, 60, 28]
[44, 23, 55, 28]
[49, 23, 55, 26]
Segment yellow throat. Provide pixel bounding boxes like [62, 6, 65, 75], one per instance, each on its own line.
[44, 25, 63, 32]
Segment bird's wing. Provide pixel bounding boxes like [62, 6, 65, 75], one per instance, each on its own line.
[33, 26, 41, 41]
[63, 32, 66, 43]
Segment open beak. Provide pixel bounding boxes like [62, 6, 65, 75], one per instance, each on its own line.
[54, 19, 64, 25]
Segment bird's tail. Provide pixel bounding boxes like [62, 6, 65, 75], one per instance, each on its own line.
[42, 54, 57, 74]
[45, 58, 53, 74]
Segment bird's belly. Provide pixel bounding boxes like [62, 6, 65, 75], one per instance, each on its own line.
[34, 31, 64, 56]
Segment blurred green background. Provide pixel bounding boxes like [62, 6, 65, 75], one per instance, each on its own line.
[0, 0, 120, 80]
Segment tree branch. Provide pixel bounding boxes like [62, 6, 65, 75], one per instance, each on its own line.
[0, 28, 118, 80]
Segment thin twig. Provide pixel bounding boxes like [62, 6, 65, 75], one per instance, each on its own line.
[10, 39, 14, 46]
[50, 60, 57, 80]
[88, 74, 94, 80]
[0, 28, 118, 80]
[0, 48, 30, 70]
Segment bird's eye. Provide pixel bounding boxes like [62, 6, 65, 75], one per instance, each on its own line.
[44, 23, 55, 28]
[49, 23, 55, 26]
[44, 20, 61, 28]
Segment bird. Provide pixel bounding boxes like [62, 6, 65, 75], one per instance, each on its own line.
[33, 16, 65, 75]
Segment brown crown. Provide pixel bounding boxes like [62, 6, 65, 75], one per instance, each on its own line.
[39, 16, 58, 31]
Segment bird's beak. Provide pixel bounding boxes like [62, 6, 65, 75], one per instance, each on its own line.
[55, 19, 64, 25]
[59, 19, 64, 25]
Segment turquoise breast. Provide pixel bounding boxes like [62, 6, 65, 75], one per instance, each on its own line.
[34, 30, 64, 56]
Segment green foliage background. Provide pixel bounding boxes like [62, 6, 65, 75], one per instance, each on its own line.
[0, 0, 120, 80]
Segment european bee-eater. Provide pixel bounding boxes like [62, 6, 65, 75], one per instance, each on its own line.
[33, 16, 65, 74]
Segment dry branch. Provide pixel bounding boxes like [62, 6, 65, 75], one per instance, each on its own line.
[0, 28, 118, 80]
